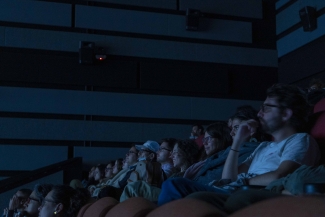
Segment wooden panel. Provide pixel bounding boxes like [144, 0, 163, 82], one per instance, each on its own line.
[0, 0, 71, 27]
[75, 5, 252, 43]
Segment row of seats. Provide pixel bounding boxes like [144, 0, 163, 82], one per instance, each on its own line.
[77, 195, 325, 217]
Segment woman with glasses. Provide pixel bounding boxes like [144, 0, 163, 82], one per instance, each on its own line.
[38, 185, 89, 217]
[22, 184, 53, 217]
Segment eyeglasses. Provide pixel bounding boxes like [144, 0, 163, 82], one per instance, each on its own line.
[202, 136, 214, 144]
[232, 125, 239, 132]
[260, 104, 285, 113]
[127, 151, 137, 155]
[41, 199, 57, 206]
[158, 147, 172, 152]
[27, 197, 40, 203]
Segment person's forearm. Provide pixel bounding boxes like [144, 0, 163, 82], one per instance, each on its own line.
[248, 171, 282, 186]
[221, 139, 243, 181]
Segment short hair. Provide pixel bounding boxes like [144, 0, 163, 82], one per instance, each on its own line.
[160, 138, 177, 150]
[267, 83, 309, 132]
[175, 139, 199, 168]
[205, 122, 232, 151]
[18, 188, 32, 198]
[51, 185, 90, 217]
[34, 184, 53, 204]
[231, 106, 270, 141]
[193, 124, 204, 135]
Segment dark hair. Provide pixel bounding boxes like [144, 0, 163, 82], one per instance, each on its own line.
[267, 83, 309, 132]
[115, 158, 123, 170]
[51, 185, 90, 217]
[193, 124, 204, 135]
[205, 122, 232, 152]
[160, 138, 177, 150]
[175, 139, 199, 169]
[18, 188, 32, 197]
[231, 106, 270, 141]
[107, 160, 115, 167]
[34, 184, 53, 204]
[95, 164, 106, 179]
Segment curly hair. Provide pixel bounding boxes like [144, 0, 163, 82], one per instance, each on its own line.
[175, 139, 199, 169]
[34, 183, 53, 204]
[267, 83, 309, 132]
[51, 185, 90, 217]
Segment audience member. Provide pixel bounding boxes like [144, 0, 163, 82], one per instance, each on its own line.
[81, 166, 96, 188]
[135, 140, 160, 162]
[97, 145, 139, 200]
[38, 185, 90, 217]
[158, 83, 320, 206]
[157, 138, 178, 178]
[3, 189, 32, 217]
[120, 139, 199, 202]
[190, 124, 205, 148]
[23, 184, 53, 217]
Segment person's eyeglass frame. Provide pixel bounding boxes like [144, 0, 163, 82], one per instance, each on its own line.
[202, 135, 215, 144]
[260, 103, 286, 113]
[158, 147, 172, 152]
[27, 197, 40, 204]
[41, 199, 57, 206]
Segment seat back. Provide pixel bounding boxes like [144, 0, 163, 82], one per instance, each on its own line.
[229, 195, 325, 217]
[82, 197, 119, 217]
[313, 98, 325, 113]
[76, 203, 93, 217]
[146, 198, 227, 217]
[309, 111, 325, 164]
[105, 197, 156, 217]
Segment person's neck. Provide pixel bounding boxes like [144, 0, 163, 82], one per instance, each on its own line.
[271, 125, 297, 142]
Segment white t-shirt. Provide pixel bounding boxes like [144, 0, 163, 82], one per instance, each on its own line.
[243, 133, 320, 175]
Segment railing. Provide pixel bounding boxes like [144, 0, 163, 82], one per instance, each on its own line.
[0, 157, 82, 193]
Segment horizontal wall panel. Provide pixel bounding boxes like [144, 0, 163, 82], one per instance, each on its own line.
[0, 0, 71, 27]
[277, 2, 325, 35]
[75, 5, 252, 43]
[0, 51, 138, 88]
[0, 86, 262, 120]
[278, 36, 325, 84]
[0, 145, 67, 170]
[276, 0, 292, 10]
[140, 61, 228, 93]
[0, 118, 191, 142]
[74, 147, 130, 169]
[179, 0, 262, 19]
[88, 0, 176, 9]
[277, 14, 325, 57]
[3, 27, 277, 67]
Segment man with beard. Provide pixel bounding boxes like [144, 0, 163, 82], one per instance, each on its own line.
[157, 83, 320, 208]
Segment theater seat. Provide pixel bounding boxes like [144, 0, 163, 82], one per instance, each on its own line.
[105, 197, 156, 217]
[228, 195, 325, 217]
[82, 197, 119, 217]
[313, 98, 325, 113]
[146, 198, 227, 217]
[76, 203, 93, 217]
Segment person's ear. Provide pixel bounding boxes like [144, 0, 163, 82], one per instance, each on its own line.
[282, 108, 293, 121]
[54, 203, 64, 215]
